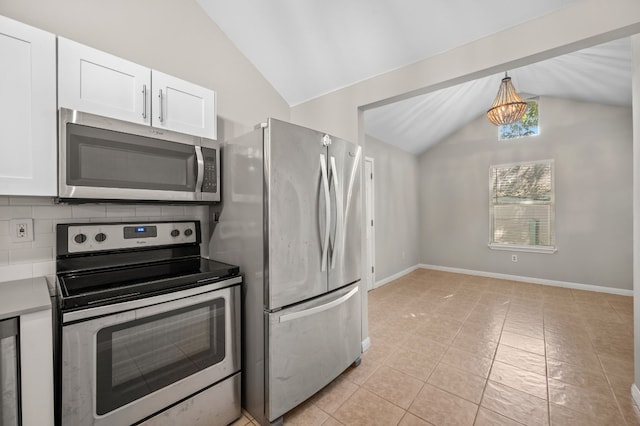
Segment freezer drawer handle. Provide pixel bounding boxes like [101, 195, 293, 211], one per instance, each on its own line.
[279, 286, 359, 323]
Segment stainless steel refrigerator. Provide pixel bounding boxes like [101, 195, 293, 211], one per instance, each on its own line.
[210, 118, 362, 425]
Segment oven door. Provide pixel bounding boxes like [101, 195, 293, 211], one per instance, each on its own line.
[61, 283, 240, 426]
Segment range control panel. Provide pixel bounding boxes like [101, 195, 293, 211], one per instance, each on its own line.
[64, 221, 198, 254]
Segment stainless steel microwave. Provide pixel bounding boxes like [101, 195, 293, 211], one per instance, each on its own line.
[58, 108, 220, 203]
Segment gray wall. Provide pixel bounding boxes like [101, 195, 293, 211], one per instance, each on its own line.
[364, 135, 420, 284]
[419, 96, 633, 290]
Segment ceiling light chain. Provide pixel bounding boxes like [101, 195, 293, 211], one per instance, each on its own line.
[486, 72, 528, 126]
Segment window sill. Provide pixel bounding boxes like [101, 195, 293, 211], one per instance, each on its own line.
[488, 243, 557, 254]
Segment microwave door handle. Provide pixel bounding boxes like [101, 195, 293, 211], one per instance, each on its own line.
[195, 146, 204, 193]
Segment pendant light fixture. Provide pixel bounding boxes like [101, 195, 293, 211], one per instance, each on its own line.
[486, 72, 528, 126]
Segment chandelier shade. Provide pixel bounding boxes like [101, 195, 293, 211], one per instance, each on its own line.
[486, 73, 528, 126]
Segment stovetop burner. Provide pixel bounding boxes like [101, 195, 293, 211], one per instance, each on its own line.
[55, 220, 240, 311]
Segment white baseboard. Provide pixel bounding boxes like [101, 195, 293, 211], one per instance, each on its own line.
[632, 384, 640, 409]
[419, 264, 633, 296]
[361, 337, 371, 353]
[375, 265, 420, 288]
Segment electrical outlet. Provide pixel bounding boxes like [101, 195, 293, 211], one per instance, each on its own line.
[9, 219, 33, 242]
[511, 254, 518, 262]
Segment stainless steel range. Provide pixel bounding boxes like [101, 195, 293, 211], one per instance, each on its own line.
[54, 220, 241, 426]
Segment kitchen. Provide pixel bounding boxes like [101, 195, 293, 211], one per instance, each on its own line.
[1, 0, 640, 425]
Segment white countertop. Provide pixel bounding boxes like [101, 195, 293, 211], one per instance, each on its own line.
[0, 276, 51, 320]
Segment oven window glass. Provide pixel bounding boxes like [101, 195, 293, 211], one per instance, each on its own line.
[66, 123, 197, 192]
[95, 299, 225, 415]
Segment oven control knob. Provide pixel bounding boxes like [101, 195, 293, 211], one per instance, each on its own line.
[171, 229, 180, 237]
[95, 233, 107, 243]
[74, 233, 87, 244]
[184, 228, 193, 237]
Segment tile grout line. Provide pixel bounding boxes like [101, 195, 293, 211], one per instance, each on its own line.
[476, 292, 510, 425]
[398, 278, 466, 424]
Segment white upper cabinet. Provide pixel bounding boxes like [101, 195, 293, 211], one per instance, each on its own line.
[0, 15, 56, 196]
[58, 38, 217, 139]
[58, 37, 151, 126]
[152, 71, 216, 139]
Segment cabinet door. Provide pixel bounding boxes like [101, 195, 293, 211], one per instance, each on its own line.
[151, 71, 217, 139]
[58, 37, 151, 125]
[0, 16, 56, 196]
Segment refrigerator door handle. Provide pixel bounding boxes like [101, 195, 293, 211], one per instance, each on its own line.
[329, 156, 343, 269]
[278, 286, 359, 323]
[320, 154, 331, 271]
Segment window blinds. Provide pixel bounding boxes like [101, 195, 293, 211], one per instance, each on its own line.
[490, 160, 554, 248]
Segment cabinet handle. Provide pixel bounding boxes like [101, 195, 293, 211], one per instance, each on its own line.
[158, 89, 164, 122]
[142, 84, 147, 119]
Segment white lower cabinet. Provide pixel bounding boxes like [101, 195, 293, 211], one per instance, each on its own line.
[0, 15, 56, 196]
[0, 317, 19, 426]
[58, 37, 217, 139]
[0, 277, 54, 426]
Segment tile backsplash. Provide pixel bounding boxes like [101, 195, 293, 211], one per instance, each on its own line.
[0, 196, 209, 294]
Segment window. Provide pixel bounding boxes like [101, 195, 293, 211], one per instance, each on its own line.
[499, 98, 539, 140]
[489, 160, 556, 253]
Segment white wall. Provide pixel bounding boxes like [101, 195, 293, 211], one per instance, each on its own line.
[364, 135, 420, 284]
[419, 97, 633, 290]
[0, 0, 289, 288]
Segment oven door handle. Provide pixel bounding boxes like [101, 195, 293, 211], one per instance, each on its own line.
[62, 276, 242, 323]
[195, 146, 205, 193]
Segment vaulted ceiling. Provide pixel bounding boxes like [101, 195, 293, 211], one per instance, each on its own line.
[364, 38, 632, 153]
[197, 0, 632, 154]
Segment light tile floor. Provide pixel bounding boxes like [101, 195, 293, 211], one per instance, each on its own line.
[233, 269, 640, 425]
